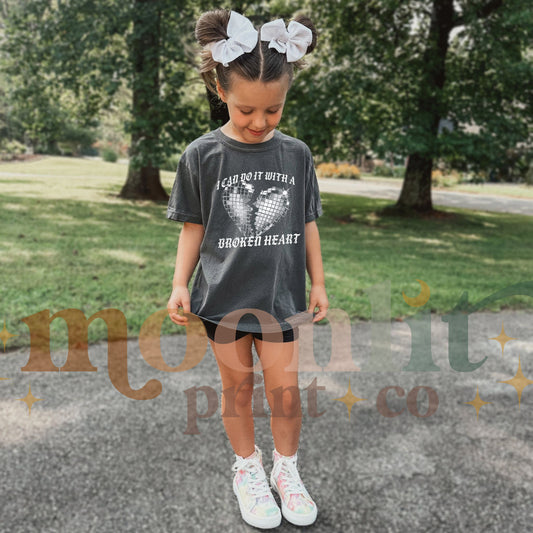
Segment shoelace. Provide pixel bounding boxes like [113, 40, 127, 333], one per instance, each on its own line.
[271, 456, 307, 496]
[233, 457, 272, 498]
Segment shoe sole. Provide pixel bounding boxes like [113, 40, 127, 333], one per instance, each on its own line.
[233, 477, 282, 529]
[270, 480, 318, 526]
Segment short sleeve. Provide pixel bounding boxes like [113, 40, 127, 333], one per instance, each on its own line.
[304, 148, 323, 223]
[166, 149, 203, 224]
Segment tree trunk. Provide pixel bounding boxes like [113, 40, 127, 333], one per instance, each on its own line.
[398, 153, 434, 210]
[121, 161, 167, 200]
[120, 0, 168, 201]
[396, 0, 455, 213]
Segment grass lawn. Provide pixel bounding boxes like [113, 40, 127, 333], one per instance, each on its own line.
[1, 156, 532, 350]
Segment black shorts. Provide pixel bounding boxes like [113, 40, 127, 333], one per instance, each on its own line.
[200, 319, 298, 344]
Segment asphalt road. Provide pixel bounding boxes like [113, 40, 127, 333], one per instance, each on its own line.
[317, 178, 533, 216]
[1, 310, 532, 532]
[2, 170, 530, 216]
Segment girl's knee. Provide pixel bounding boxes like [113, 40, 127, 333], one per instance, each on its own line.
[268, 384, 302, 418]
[222, 375, 254, 411]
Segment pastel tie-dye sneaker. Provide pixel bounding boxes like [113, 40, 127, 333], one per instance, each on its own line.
[232, 445, 281, 529]
[270, 449, 318, 526]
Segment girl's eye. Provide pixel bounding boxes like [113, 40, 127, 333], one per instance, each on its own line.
[239, 109, 280, 115]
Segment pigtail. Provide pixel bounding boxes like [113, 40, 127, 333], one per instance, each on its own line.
[195, 9, 231, 94]
[293, 15, 318, 55]
[194, 10, 318, 93]
[290, 15, 317, 71]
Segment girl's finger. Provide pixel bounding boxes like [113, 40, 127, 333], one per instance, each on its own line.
[312, 312, 322, 322]
[171, 316, 189, 325]
[168, 307, 189, 325]
[313, 306, 328, 322]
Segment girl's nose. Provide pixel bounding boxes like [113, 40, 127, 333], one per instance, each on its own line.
[252, 115, 267, 130]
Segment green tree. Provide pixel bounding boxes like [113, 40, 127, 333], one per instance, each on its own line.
[1, 2, 64, 150]
[120, 0, 165, 199]
[2, 0, 206, 200]
[300, 0, 533, 213]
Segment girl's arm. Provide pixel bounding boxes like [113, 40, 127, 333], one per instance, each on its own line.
[167, 222, 205, 326]
[305, 220, 329, 323]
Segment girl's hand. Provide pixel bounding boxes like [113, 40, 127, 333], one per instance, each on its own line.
[167, 285, 191, 326]
[308, 284, 329, 323]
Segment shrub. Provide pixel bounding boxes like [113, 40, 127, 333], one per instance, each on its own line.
[79, 145, 99, 157]
[393, 166, 405, 178]
[316, 162, 360, 179]
[460, 172, 486, 185]
[101, 147, 118, 163]
[316, 162, 337, 177]
[57, 123, 98, 156]
[319, 162, 346, 178]
[432, 169, 462, 187]
[336, 163, 361, 179]
[373, 164, 396, 177]
[0, 139, 26, 160]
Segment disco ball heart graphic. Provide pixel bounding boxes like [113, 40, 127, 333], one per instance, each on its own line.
[222, 182, 290, 236]
[254, 187, 290, 235]
[221, 182, 255, 236]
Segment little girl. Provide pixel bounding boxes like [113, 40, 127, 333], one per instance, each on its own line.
[166, 9, 328, 529]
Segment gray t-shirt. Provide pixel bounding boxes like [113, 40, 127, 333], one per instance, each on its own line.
[167, 128, 322, 333]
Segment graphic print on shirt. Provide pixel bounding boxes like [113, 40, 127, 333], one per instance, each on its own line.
[222, 182, 289, 236]
[216, 170, 301, 249]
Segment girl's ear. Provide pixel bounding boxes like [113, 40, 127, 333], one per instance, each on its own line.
[216, 79, 227, 103]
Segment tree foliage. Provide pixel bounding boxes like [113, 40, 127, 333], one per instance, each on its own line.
[1, 0, 108, 152]
[294, 0, 532, 164]
[1, 0, 531, 208]
[2, 0, 209, 198]
[290, 0, 532, 211]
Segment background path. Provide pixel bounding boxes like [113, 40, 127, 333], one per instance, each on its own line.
[1, 310, 532, 532]
[318, 178, 533, 216]
[3, 168, 531, 215]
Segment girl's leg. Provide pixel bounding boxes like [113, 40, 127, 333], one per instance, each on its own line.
[255, 337, 317, 527]
[209, 334, 256, 458]
[253, 338, 301, 456]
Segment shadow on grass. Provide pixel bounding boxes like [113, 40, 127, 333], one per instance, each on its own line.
[317, 193, 533, 320]
[321, 194, 523, 235]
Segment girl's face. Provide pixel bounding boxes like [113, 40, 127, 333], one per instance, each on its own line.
[217, 75, 290, 144]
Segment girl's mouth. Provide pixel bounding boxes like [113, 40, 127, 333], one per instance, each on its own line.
[248, 128, 265, 136]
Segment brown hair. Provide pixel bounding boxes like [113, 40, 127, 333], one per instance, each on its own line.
[195, 10, 317, 94]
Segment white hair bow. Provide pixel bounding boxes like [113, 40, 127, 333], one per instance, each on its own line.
[206, 11, 258, 67]
[260, 19, 312, 62]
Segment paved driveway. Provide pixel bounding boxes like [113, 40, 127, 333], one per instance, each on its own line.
[1, 310, 532, 532]
[318, 178, 533, 216]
